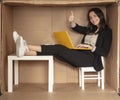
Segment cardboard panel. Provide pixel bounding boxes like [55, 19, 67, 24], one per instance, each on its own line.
[118, 4, 120, 93]
[0, 3, 2, 91]
[19, 61, 48, 83]
[3, 0, 116, 3]
[2, 5, 13, 90]
[13, 6, 54, 45]
[3, 0, 116, 6]
[106, 5, 119, 91]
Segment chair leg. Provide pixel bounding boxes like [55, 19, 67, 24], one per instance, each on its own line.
[79, 68, 81, 87]
[101, 70, 104, 90]
[98, 72, 100, 87]
[81, 70, 84, 90]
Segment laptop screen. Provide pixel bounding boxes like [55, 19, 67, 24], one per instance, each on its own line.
[53, 31, 74, 49]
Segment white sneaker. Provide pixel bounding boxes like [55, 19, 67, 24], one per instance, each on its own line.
[13, 31, 20, 43]
[23, 40, 29, 52]
[16, 36, 26, 57]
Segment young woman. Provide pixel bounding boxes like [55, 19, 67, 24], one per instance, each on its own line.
[13, 7, 112, 71]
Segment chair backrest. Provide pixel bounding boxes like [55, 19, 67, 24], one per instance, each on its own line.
[101, 56, 104, 67]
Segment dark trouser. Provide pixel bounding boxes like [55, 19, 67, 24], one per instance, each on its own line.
[37, 44, 94, 67]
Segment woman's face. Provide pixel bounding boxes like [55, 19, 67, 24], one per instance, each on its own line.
[89, 11, 100, 27]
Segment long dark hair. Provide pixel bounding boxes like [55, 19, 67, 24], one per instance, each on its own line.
[87, 8, 106, 34]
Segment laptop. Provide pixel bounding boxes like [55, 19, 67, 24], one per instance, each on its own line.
[53, 31, 91, 50]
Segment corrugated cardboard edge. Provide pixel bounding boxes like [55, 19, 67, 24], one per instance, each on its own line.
[2, 0, 117, 6]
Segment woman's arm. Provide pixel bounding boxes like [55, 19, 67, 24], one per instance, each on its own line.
[71, 23, 89, 35]
[69, 11, 89, 35]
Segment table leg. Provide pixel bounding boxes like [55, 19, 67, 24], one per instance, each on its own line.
[48, 57, 54, 92]
[8, 57, 13, 92]
[14, 60, 19, 85]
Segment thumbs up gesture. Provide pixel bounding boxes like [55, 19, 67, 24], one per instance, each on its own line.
[69, 11, 74, 22]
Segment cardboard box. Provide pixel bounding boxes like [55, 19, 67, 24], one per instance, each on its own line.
[0, 0, 120, 93]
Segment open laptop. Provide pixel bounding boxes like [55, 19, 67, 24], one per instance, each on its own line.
[53, 31, 91, 50]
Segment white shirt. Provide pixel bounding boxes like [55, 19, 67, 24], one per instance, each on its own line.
[84, 34, 98, 52]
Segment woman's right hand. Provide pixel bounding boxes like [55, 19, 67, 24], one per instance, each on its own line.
[69, 11, 74, 22]
[76, 44, 93, 49]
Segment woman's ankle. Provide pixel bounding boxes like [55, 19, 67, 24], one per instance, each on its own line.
[28, 45, 41, 52]
[24, 51, 37, 56]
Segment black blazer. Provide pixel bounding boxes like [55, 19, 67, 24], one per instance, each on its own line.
[72, 24, 112, 71]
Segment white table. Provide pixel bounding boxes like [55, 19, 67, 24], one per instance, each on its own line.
[8, 55, 54, 93]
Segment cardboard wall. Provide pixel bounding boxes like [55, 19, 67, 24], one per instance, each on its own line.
[2, 2, 119, 92]
[105, 4, 119, 91]
[2, 5, 13, 89]
[118, 5, 120, 90]
[0, 3, 2, 89]
[117, 5, 120, 93]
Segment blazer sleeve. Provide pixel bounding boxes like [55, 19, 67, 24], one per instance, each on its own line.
[93, 28, 112, 56]
[71, 23, 89, 35]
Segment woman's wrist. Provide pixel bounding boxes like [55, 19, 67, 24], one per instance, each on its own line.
[87, 44, 96, 51]
[71, 21, 76, 28]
